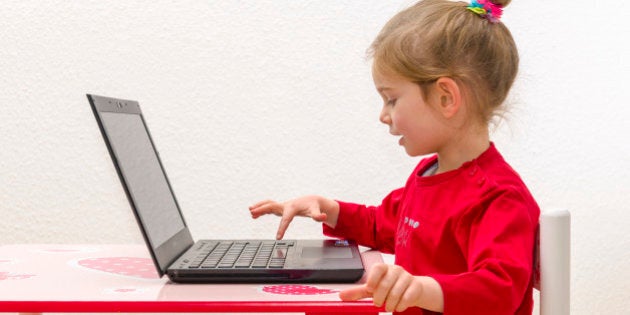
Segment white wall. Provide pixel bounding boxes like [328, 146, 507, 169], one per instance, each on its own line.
[1, 0, 628, 314]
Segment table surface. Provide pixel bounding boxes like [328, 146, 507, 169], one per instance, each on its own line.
[0, 244, 383, 313]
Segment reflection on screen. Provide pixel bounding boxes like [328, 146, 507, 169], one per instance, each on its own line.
[101, 112, 185, 248]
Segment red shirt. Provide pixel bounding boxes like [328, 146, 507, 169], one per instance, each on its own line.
[324, 143, 539, 315]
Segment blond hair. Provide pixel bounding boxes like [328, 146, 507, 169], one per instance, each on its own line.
[369, 0, 518, 125]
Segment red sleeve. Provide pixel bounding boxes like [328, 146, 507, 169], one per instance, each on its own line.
[322, 188, 404, 254]
[431, 190, 538, 315]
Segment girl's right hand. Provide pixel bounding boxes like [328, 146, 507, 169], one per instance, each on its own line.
[248, 195, 340, 240]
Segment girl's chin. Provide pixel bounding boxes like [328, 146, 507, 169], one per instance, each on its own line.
[400, 141, 429, 157]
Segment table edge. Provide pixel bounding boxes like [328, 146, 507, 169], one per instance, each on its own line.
[0, 300, 381, 313]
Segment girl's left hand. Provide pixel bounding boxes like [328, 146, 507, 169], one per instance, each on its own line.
[339, 263, 424, 312]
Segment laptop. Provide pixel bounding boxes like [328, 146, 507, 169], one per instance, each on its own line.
[86, 94, 365, 283]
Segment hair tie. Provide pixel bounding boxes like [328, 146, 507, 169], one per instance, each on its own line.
[467, 0, 503, 23]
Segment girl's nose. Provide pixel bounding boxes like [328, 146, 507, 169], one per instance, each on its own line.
[379, 106, 391, 125]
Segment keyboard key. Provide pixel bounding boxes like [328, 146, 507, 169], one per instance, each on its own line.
[187, 240, 288, 269]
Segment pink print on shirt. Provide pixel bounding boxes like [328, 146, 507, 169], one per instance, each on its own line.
[397, 216, 420, 248]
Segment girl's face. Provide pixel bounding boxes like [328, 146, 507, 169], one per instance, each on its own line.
[373, 70, 449, 157]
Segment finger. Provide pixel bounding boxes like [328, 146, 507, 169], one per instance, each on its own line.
[250, 205, 271, 219]
[365, 263, 388, 291]
[372, 280, 394, 308]
[339, 285, 372, 301]
[276, 213, 294, 240]
[311, 212, 327, 222]
[365, 264, 389, 307]
[250, 202, 282, 219]
[395, 283, 421, 312]
[383, 272, 413, 312]
[249, 200, 274, 209]
[307, 205, 327, 222]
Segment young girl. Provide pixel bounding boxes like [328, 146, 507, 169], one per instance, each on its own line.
[250, 0, 539, 314]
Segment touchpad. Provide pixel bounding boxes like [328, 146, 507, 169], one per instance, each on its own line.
[302, 246, 353, 259]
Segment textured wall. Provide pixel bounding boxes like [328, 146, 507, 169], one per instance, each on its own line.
[1, 1, 629, 314]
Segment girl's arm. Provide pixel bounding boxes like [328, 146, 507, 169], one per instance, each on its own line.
[323, 188, 404, 253]
[430, 190, 538, 314]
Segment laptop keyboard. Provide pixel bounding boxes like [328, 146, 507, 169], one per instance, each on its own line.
[187, 240, 293, 269]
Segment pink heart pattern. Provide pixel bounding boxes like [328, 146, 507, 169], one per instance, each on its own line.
[262, 284, 339, 295]
[77, 257, 159, 279]
[0, 272, 35, 281]
[43, 249, 81, 253]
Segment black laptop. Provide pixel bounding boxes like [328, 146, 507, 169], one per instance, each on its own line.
[87, 94, 364, 283]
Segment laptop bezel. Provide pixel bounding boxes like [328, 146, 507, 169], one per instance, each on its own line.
[87, 94, 194, 277]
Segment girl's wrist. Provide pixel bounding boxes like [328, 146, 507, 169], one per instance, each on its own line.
[319, 196, 340, 228]
[414, 276, 444, 312]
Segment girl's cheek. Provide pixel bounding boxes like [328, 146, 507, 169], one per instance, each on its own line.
[392, 115, 404, 130]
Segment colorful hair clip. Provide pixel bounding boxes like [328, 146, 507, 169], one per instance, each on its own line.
[467, 0, 503, 23]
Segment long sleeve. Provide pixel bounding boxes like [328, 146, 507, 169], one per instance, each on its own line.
[430, 189, 538, 314]
[323, 188, 405, 254]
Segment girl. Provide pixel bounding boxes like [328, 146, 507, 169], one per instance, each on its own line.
[250, 0, 539, 314]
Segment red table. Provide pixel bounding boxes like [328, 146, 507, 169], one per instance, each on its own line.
[0, 244, 382, 314]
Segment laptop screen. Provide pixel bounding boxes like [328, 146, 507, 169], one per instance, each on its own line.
[100, 111, 185, 248]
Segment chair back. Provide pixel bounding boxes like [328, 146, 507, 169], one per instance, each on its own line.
[534, 209, 571, 315]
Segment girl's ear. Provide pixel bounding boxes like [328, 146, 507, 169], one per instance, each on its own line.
[433, 77, 462, 119]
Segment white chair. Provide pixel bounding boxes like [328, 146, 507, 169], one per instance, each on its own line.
[534, 209, 571, 315]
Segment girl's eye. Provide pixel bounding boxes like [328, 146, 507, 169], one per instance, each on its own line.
[387, 98, 397, 106]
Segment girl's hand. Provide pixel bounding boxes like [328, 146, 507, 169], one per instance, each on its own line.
[340, 263, 444, 313]
[249, 195, 339, 240]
